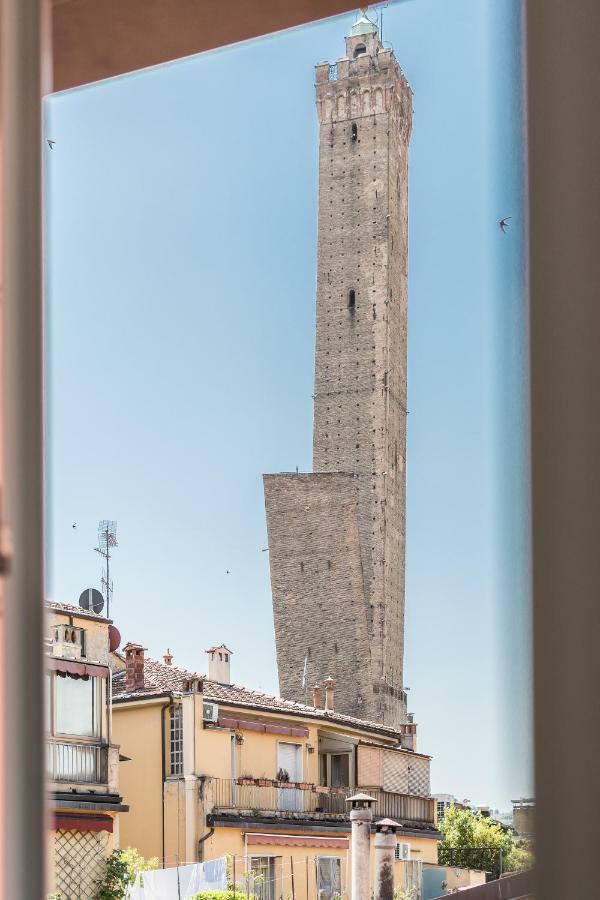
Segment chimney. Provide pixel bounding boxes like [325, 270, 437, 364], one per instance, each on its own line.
[324, 676, 335, 711]
[206, 644, 232, 684]
[123, 642, 146, 692]
[313, 683, 322, 709]
[163, 648, 173, 666]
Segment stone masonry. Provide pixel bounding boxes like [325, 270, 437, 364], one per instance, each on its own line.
[264, 15, 412, 727]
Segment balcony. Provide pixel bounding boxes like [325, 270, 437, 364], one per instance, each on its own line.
[46, 740, 108, 785]
[208, 778, 435, 827]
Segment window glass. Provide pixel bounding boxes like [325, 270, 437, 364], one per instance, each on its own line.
[170, 705, 184, 775]
[55, 676, 97, 737]
[250, 857, 276, 900]
[316, 856, 342, 899]
[330, 753, 350, 787]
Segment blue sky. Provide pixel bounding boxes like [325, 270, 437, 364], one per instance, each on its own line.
[45, 0, 529, 809]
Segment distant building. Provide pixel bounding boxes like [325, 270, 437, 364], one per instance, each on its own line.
[512, 798, 535, 838]
[46, 601, 127, 897]
[111, 642, 440, 897]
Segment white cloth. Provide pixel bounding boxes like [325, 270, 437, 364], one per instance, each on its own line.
[128, 856, 228, 899]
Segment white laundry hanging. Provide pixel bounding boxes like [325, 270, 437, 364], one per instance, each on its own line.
[128, 856, 227, 899]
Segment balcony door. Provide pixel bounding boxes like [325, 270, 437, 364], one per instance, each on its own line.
[277, 742, 302, 812]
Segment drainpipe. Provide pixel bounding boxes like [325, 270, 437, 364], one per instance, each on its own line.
[197, 827, 215, 862]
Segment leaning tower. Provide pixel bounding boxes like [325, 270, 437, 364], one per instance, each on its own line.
[264, 12, 413, 727]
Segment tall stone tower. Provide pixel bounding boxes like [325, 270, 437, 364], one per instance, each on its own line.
[264, 12, 412, 727]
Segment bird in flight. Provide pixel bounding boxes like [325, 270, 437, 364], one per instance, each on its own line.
[72, 523, 77, 529]
[47, 139, 56, 149]
[499, 216, 512, 233]
[261, 548, 269, 553]
[226, 570, 231, 575]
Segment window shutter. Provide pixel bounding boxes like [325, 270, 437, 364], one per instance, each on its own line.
[357, 745, 383, 788]
[383, 749, 409, 793]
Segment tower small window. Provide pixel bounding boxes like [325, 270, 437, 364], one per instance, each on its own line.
[354, 44, 367, 58]
[351, 123, 358, 142]
[348, 289, 356, 309]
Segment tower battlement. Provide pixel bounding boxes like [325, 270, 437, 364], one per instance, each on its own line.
[264, 12, 412, 728]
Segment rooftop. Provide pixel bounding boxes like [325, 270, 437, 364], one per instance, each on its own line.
[46, 599, 112, 624]
[112, 654, 426, 747]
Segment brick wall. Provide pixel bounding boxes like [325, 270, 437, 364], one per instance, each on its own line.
[265, 30, 412, 727]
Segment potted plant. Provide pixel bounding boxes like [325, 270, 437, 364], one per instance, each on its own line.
[237, 773, 255, 786]
[277, 767, 291, 787]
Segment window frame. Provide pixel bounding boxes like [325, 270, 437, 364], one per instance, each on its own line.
[169, 703, 184, 776]
[46, 671, 103, 742]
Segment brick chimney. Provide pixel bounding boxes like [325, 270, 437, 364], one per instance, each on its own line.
[313, 683, 322, 709]
[324, 676, 335, 711]
[123, 642, 146, 692]
[163, 648, 173, 666]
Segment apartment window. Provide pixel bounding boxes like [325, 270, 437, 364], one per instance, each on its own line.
[249, 856, 277, 900]
[353, 44, 367, 58]
[169, 705, 183, 775]
[320, 751, 352, 787]
[316, 857, 342, 899]
[53, 674, 101, 739]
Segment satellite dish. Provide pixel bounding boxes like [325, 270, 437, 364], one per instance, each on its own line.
[79, 587, 105, 615]
[108, 624, 121, 652]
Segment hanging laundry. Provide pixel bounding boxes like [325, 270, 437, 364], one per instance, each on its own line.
[128, 856, 228, 899]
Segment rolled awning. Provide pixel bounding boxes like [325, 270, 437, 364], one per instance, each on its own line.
[46, 657, 109, 679]
[50, 813, 113, 833]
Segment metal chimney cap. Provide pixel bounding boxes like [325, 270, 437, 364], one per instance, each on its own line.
[375, 817, 402, 832]
[346, 792, 377, 808]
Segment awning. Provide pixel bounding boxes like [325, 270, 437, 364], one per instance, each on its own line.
[218, 715, 309, 739]
[50, 813, 114, 833]
[47, 657, 109, 679]
[246, 833, 349, 849]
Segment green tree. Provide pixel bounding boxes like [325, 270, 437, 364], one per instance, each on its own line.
[437, 807, 533, 880]
[94, 847, 159, 899]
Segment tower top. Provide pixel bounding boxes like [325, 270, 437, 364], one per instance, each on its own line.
[349, 10, 378, 38]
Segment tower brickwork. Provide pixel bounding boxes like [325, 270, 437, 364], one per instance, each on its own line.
[264, 15, 412, 727]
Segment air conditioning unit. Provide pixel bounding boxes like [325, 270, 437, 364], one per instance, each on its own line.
[203, 701, 219, 723]
[395, 842, 411, 861]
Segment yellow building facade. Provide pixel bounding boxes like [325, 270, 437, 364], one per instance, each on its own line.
[46, 601, 128, 897]
[112, 644, 440, 897]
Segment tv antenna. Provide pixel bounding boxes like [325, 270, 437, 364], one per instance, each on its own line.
[94, 520, 118, 617]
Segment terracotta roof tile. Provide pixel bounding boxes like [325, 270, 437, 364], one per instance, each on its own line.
[112, 655, 405, 740]
[46, 600, 111, 623]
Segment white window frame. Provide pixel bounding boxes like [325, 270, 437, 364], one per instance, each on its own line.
[169, 704, 184, 776]
[46, 672, 103, 742]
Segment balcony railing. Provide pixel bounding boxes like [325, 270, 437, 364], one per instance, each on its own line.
[47, 740, 108, 785]
[209, 778, 435, 826]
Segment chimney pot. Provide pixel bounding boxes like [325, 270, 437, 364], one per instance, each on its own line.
[123, 642, 146, 692]
[313, 683, 322, 708]
[163, 648, 173, 666]
[324, 675, 335, 711]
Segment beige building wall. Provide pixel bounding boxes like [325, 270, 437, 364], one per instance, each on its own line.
[112, 700, 164, 861]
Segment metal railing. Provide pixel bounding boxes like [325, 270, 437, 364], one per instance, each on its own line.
[209, 778, 435, 825]
[46, 740, 108, 785]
